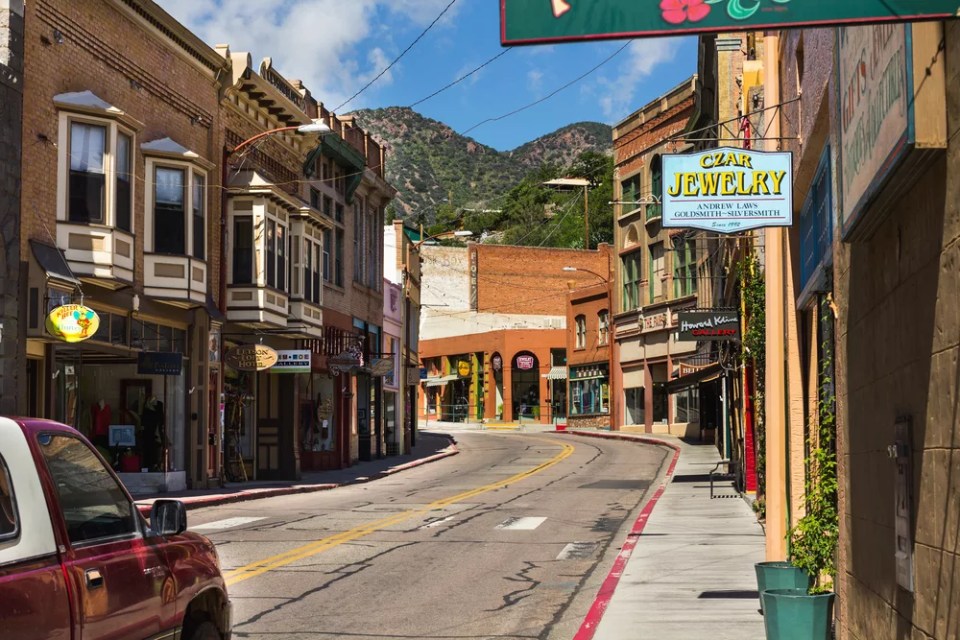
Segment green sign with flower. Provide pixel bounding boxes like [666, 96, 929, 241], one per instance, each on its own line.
[501, 0, 959, 45]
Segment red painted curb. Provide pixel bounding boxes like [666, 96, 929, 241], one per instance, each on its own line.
[566, 431, 682, 640]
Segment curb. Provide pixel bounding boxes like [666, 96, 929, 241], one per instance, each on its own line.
[560, 430, 682, 640]
[136, 437, 459, 516]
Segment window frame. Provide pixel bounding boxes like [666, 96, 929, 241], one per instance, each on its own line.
[575, 314, 587, 349]
[598, 310, 609, 345]
[673, 238, 698, 299]
[59, 113, 137, 233]
[145, 157, 207, 259]
[621, 251, 642, 312]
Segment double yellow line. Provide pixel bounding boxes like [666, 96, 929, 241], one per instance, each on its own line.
[224, 438, 575, 586]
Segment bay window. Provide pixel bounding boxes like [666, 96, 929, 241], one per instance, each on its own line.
[233, 216, 253, 284]
[64, 116, 135, 230]
[302, 237, 322, 304]
[69, 121, 106, 223]
[115, 132, 132, 231]
[146, 158, 207, 259]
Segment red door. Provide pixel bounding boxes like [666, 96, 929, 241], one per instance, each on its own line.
[37, 433, 176, 639]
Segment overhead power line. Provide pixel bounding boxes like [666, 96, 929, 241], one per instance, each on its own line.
[335, 0, 459, 112]
[409, 48, 513, 108]
[462, 41, 630, 135]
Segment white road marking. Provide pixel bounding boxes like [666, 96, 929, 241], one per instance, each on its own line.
[496, 516, 547, 530]
[419, 516, 456, 529]
[556, 541, 597, 560]
[192, 517, 266, 531]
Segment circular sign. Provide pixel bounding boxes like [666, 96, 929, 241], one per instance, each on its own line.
[45, 304, 100, 343]
[515, 355, 535, 370]
[224, 344, 279, 372]
[457, 360, 471, 377]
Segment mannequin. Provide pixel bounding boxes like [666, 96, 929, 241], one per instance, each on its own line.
[141, 395, 164, 471]
[90, 399, 111, 448]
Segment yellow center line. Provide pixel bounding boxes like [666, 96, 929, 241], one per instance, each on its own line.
[223, 438, 575, 586]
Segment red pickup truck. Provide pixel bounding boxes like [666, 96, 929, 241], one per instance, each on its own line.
[0, 417, 231, 640]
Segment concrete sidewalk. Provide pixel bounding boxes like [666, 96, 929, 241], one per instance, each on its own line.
[568, 431, 766, 640]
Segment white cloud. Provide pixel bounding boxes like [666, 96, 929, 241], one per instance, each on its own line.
[597, 37, 683, 120]
[156, 0, 462, 111]
[527, 69, 544, 95]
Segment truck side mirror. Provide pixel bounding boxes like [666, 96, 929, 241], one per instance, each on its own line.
[150, 499, 187, 536]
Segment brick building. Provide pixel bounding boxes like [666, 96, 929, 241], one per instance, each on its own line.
[612, 76, 712, 438]
[18, 0, 229, 491]
[419, 243, 608, 424]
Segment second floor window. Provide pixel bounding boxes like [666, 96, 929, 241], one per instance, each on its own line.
[265, 219, 288, 291]
[620, 173, 642, 214]
[335, 228, 344, 286]
[622, 251, 641, 311]
[650, 242, 665, 302]
[598, 310, 609, 345]
[323, 229, 332, 282]
[673, 238, 698, 298]
[66, 119, 134, 232]
[575, 315, 586, 349]
[233, 216, 253, 285]
[303, 237, 322, 304]
[148, 161, 206, 258]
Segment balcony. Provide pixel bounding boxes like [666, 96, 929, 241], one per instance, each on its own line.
[227, 286, 289, 328]
[144, 255, 207, 307]
[56, 222, 134, 288]
[287, 300, 323, 339]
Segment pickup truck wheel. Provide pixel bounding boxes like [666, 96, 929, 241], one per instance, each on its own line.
[188, 620, 221, 640]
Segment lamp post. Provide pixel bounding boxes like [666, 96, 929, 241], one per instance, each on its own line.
[230, 120, 332, 156]
[414, 229, 473, 248]
[545, 178, 591, 250]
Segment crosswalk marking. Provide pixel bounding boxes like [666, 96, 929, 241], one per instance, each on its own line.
[419, 516, 456, 529]
[496, 516, 547, 530]
[192, 516, 266, 531]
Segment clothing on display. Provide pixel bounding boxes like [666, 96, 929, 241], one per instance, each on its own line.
[141, 396, 164, 471]
[90, 400, 112, 447]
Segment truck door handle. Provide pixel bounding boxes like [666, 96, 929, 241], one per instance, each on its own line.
[85, 569, 104, 589]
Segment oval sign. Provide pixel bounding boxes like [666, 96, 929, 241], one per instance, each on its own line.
[225, 344, 278, 372]
[45, 304, 100, 343]
[457, 360, 471, 377]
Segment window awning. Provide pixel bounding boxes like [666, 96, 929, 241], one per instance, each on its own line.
[30, 241, 80, 287]
[542, 366, 568, 380]
[423, 374, 458, 387]
[666, 362, 724, 393]
[303, 136, 366, 203]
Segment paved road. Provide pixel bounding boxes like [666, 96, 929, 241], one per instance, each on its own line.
[186, 431, 669, 640]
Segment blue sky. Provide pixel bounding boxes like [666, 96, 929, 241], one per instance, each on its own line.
[158, 0, 697, 151]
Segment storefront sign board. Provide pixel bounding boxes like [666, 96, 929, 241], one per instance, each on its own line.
[662, 148, 793, 233]
[501, 1, 958, 46]
[516, 355, 535, 370]
[457, 360, 472, 377]
[45, 304, 100, 343]
[677, 311, 740, 341]
[272, 350, 312, 373]
[225, 344, 278, 372]
[137, 351, 184, 376]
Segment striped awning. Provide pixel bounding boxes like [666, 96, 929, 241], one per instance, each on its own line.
[423, 374, 458, 387]
[542, 366, 568, 380]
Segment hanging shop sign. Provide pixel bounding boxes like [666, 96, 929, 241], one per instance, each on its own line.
[837, 23, 947, 240]
[457, 360, 472, 377]
[137, 351, 183, 376]
[328, 345, 364, 376]
[501, 1, 958, 46]
[661, 148, 793, 233]
[369, 357, 395, 377]
[271, 350, 312, 373]
[491, 354, 503, 371]
[515, 355, 535, 370]
[677, 311, 740, 341]
[224, 344, 278, 372]
[45, 304, 100, 343]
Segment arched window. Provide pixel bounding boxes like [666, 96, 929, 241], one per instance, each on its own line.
[575, 315, 587, 349]
[598, 310, 609, 345]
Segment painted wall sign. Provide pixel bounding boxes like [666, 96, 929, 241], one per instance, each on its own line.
[225, 344, 278, 372]
[501, 1, 958, 46]
[137, 351, 183, 376]
[662, 148, 793, 233]
[457, 360, 472, 377]
[45, 304, 100, 343]
[271, 350, 312, 373]
[515, 355, 535, 370]
[677, 311, 740, 341]
[642, 312, 668, 333]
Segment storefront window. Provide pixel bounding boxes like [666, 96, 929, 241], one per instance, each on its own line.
[569, 365, 609, 415]
[625, 387, 644, 424]
[675, 387, 700, 423]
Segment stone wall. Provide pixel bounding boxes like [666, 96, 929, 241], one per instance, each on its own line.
[0, 0, 23, 415]
[835, 22, 960, 640]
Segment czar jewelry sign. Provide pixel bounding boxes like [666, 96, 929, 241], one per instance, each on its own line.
[662, 148, 793, 233]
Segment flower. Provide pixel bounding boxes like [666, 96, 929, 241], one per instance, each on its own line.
[660, 0, 711, 25]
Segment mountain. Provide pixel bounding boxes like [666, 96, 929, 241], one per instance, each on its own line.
[349, 107, 611, 223]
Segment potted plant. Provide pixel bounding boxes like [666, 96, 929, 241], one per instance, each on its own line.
[497, 404, 503, 420]
[762, 326, 837, 639]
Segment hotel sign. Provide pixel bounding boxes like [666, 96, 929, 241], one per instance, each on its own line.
[678, 311, 740, 341]
[501, 1, 959, 45]
[225, 344, 278, 372]
[662, 148, 793, 233]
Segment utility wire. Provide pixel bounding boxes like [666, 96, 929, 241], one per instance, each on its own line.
[409, 48, 513, 108]
[334, 0, 459, 112]
[462, 41, 630, 135]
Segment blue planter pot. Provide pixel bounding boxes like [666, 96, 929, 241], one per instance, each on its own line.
[761, 588, 834, 640]
[754, 562, 810, 614]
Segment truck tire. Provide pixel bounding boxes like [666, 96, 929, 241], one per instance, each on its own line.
[188, 621, 221, 640]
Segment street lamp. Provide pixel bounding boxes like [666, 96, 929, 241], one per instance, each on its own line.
[230, 120, 332, 156]
[562, 266, 607, 281]
[545, 178, 591, 250]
